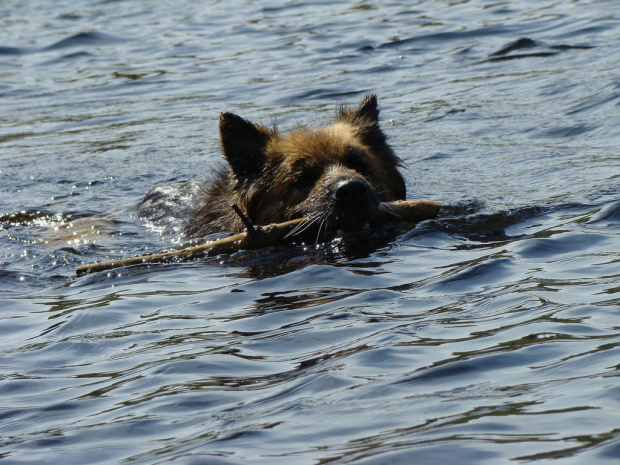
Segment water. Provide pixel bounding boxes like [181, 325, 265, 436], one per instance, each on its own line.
[1, 0, 620, 463]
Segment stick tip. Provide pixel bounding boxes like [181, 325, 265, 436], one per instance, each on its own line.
[231, 204, 256, 234]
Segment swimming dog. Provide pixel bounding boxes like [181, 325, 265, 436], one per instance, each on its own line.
[139, 94, 406, 239]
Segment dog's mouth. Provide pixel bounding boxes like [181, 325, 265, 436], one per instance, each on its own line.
[289, 178, 379, 241]
[331, 206, 377, 231]
[337, 222, 370, 236]
[285, 211, 374, 243]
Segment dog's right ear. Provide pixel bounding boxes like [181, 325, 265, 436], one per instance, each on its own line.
[219, 112, 271, 178]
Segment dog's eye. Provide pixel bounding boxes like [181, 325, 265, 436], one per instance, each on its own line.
[293, 167, 321, 190]
[344, 149, 371, 176]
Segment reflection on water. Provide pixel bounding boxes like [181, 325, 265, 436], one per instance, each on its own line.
[1, 0, 620, 464]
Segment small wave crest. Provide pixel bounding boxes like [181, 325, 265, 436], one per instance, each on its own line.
[44, 31, 126, 51]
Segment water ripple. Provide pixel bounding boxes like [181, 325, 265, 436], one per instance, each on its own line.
[43, 31, 128, 51]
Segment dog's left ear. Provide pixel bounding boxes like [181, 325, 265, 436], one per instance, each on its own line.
[219, 112, 271, 179]
[353, 93, 380, 125]
[339, 93, 386, 147]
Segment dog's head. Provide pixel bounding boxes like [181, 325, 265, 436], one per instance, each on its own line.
[220, 94, 406, 233]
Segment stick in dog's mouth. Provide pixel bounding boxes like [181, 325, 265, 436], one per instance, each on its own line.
[76, 200, 441, 276]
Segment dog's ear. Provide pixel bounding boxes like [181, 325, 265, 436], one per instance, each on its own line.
[353, 93, 380, 125]
[339, 93, 386, 147]
[219, 112, 271, 178]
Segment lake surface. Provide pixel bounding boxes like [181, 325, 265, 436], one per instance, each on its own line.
[1, 0, 620, 463]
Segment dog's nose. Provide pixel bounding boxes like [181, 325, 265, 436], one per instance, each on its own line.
[334, 179, 369, 204]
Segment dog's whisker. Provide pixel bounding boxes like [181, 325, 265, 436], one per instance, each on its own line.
[284, 220, 311, 238]
[315, 218, 327, 245]
[379, 202, 406, 224]
[311, 212, 331, 244]
[380, 202, 399, 217]
[284, 213, 322, 238]
[285, 222, 309, 238]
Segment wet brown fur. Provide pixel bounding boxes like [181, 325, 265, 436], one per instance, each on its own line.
[182, 94, 406, 238]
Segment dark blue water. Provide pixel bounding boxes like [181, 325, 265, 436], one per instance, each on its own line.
[1, 1, 620, 463]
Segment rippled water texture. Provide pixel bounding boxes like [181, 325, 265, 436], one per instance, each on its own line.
[1, 1, 620, 464]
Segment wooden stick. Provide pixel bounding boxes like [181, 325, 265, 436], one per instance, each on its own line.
[76, 217, 305, 276]
[373, 200, 442, 225]
[76, 200, 440, 276]
[231, 204, 255, 234]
